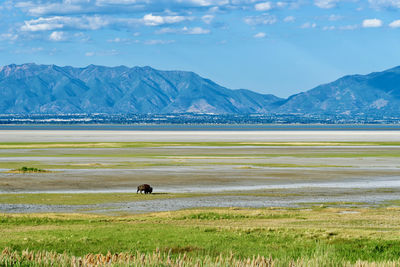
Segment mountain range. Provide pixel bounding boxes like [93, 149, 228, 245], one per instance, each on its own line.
[0, 63, 399, 116]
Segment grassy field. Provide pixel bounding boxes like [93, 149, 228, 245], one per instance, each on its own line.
[1, 207, 400, 266]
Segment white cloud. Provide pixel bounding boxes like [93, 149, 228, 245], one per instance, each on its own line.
[255, 2, 272, 11]
[244, 14, 277, 25]
[301, 22, 317, 28]
[142, 13, 188, 26]
[253, 32, 266, 38]
[328, 14, 342, 21]
[315, 0, 339, 8]
[369, 0, 400, 9]
[108, 37, 122, 42]
[185, 26, 210, 34]
[28, 3, 82, 16]
[156, 26, 210, 34]
[283, 16, 295, 22]
[96, 0, 146, 5]
[20, 13, 188, 32]
[389, 19, 400, 27]
[49, 31, 67, 41]
[175, 0, 228, 6]
[276, 1, 287, 8]
[85, 51, 95, 57]
[143, 39, 175, 45]
[202, 14, 215, 24]
[21, 16, 109, 32]
[362, 18, 383, 27]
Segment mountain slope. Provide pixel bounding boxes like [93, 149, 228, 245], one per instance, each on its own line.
[0, 64, 281, 114]
[276, 66, 400, 116]
[1, 63, 400, 116]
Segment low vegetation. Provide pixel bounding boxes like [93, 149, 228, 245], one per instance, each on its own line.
[1, 207, 400, 266]
[7, 166, 50, 174]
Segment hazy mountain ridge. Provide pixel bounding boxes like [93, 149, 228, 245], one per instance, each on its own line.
[1, 63, 400, 116]
[277, 66, 400, 116]
[0, 63, 281, 114]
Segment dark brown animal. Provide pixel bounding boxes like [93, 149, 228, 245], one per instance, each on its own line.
[137, 184, 153, 194]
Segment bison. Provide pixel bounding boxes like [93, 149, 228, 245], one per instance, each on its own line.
[137, 184, 153, 194]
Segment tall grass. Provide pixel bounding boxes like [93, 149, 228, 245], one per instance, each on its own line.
[1, 248, 400, 267]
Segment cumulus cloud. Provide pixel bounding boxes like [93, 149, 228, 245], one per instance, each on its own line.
[389, 19, 400, 27]
[362, 18, 383, 27]
[255, 2, 272, 11]
[49, 31, 67, 41]
[20, 13, 189, 32]
[142, 13, 189, 26]
[314, 0, 339, 8]
[244, 13, 277, 25]
[253, 32, 266, 38]
[21, 16, 109, 31]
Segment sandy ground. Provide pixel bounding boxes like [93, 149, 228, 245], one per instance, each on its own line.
[2, 130, 400, 142]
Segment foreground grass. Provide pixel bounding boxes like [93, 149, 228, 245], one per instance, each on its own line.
[1, 207, 400, 265]
[2, 248, 400, 267]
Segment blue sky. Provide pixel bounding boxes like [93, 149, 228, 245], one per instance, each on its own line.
[1, 0, 400, 97]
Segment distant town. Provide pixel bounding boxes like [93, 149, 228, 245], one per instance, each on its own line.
[1, 113, 400, 125]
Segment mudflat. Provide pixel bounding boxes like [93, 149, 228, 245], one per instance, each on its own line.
[0, 130, 399, 212]
[2, 130, 400, 142]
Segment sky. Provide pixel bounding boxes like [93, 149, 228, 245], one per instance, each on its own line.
[1, 0, 400, 97]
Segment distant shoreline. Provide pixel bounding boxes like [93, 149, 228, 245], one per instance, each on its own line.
[1, 124, 400, 131]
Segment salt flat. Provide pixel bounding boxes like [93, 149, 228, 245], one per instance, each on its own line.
[1, 130, 400, 142]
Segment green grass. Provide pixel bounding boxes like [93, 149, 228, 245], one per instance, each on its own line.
[8, 166, 50, 173]
[1, 207, 400, 264]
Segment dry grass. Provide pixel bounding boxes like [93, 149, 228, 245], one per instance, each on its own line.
[2, 247, 400, 267]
